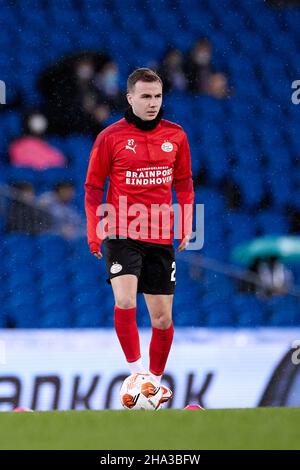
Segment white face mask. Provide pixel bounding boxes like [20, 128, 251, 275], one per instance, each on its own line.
[101, 70, 119, 95]
[76, 63, 94, 81]
[194, 50, 211, 65]
[28, 115, 48, 135]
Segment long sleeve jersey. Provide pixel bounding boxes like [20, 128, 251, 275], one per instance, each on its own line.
[85, 117, 194, 253]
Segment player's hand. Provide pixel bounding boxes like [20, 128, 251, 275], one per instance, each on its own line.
[92, 251, 102, 260]
[178, 235, 190, 252]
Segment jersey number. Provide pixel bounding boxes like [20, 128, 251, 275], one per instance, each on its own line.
[171, 262, 176, 282]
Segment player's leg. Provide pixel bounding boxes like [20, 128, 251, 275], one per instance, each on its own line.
[139, 242, 175, 382]
[102, 238, 146, 373]
[144, 293, 174, 381]
[111, 274, 147, 374]
[138, 242, 175, 402]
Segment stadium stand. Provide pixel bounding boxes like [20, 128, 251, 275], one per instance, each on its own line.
[0, 0, 300, 328]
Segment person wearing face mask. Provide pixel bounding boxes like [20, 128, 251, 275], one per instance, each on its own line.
[95, 61, 126, 113]
[5, 181, 52, 235]
[70, 58, 112, 135]
[185, 38, 214, 93]
[8, 112, 66, 170]
[158, 48, 187, 93]
[75, 59, 96, 83]
[38, 51, 111, 135]
[39, 181, 85, 239]
[96, 62, 119, 97]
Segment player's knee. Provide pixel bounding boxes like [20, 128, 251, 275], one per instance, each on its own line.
[115, 296, 136, 309]
[152, 314, 172, 330]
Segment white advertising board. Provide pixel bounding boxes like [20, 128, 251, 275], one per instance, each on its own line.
[0, 328, 299, 410]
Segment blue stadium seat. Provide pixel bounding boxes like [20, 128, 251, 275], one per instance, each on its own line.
[73, 290, 111, 327]
[226, 213, 256, 247]
[41, 307, 73, 328]
[8, 305, 41, 328]
[269, 297, 300, 326]
[233, 295, 267, 326]
[205, 301, 235, 327]
[256, 212, 289, 236]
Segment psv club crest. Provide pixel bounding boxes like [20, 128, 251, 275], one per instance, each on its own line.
[161, 141, 173, 152]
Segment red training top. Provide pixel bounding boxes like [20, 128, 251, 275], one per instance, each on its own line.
[85, 117, 194, 253]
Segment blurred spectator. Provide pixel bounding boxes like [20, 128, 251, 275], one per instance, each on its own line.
[38, 51, 123, 136]
[5, 182, 52, 235]
[207, 73, 229, 99]
[38, 182, 85, 239]
[70, 56, 111, 133]
[158, 48, 187, 93]
[95, 61, 126, 112]
[9, 111, 66, 170]
[240, 256, 294, 299]
[185, 39, 229, 98]
[185, 38, 214, 93]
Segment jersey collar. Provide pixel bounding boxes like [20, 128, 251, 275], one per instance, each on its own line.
[124, 107, 163, 131]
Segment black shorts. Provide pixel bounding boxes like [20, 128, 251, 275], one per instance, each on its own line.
[102, 236, 176, 295]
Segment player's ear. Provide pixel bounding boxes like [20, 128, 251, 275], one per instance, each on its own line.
[126, 93, 132, 106]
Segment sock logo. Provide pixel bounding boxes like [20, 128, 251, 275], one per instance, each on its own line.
[110, 262, 123, 274]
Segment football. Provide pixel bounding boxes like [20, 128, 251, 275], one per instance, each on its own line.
[120, 373, 163, 410]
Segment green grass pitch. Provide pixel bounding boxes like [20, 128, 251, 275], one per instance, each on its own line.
[0, 407, 299, 450]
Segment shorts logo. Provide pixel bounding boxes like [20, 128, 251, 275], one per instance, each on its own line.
[161, 141, 173, 152]
[110, 262, 123, 274]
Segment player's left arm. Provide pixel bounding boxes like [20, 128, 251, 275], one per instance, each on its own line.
[173, 131, 195, 252]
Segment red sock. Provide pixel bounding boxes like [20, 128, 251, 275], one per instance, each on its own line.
[149, 322, 174, 376]
[114, 306, 141, 363]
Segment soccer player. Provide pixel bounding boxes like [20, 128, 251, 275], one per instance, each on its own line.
[85, 68, 194, 402]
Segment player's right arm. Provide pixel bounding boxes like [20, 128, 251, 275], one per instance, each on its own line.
[84, 133, 112, 259]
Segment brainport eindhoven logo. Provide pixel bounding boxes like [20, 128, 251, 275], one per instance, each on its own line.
[0, 80, 6, 105]
[95, 196, 204, 251]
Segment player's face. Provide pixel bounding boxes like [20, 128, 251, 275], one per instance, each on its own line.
[127, 81, 163, 121]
